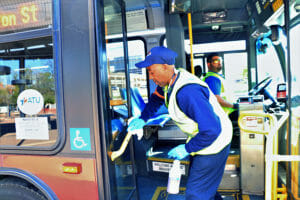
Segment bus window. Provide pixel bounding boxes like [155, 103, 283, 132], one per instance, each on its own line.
[0, 38, 57, 148]
[184, 40, 248, 101]
[0, 0, 56, 149]
[290, 24, 300, 106]
[290, 23, 300, 199]
[106, 40, 147, 102]
[186, 40, 246, 73]
[104, 0, 148, 198]
[224, 52, 248, 101]
[257, 38, 284, 97]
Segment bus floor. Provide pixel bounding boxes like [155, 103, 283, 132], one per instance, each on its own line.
[136, 175, 265, 200]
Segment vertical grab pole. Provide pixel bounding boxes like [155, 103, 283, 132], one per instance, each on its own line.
[283, 0, 292, 197]
[120, 1, 139, 199]
[188, 13, 194, 74]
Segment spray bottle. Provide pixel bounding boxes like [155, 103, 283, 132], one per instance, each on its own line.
[167, 160, 182, 194]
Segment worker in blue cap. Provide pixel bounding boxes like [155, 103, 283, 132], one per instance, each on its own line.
[128, 46, 232, 200]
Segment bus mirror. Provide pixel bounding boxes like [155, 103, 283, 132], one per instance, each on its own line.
[270, 25, 285, 46]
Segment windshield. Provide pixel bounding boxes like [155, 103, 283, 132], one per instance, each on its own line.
[257, 37, 285, 97]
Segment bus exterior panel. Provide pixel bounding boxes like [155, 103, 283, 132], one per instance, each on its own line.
[0, 155, 99, 200]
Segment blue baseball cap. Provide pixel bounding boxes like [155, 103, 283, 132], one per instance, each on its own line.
[135, 46, 178, 68]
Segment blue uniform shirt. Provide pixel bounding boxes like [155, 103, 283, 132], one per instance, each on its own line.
[204, 74, 222, 95]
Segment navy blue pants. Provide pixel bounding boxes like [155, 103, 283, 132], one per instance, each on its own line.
[186, 144, 230, 200]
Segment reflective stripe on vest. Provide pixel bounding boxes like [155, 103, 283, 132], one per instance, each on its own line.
[203, 72, 235, 115]
[166, 69, 232, 155]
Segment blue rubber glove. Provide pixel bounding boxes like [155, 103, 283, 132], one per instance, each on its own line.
[127, 117, 146, 131]
[168, 144, 189, 160]
[127, 117, 146, 140]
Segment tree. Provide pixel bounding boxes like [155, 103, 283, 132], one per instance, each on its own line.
[27, 72, 55, 105]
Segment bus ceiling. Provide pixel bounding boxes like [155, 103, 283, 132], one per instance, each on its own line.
[104, 0, 299, 42]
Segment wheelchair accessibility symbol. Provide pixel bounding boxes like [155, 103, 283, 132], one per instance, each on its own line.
[73, 130, 87, 148]
[70, 128, 91, 151]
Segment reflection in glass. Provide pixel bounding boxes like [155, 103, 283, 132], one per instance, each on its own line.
[104, 0, 142, 199]
[0, 36, 57, 148]
[257, 38, 284, 97]
[224, 53, 248, 101]
[290, 24, 300, 199]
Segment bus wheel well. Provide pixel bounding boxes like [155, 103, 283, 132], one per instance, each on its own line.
[0, 175, 47, 199]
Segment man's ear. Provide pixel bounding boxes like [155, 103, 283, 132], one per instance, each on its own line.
[162, 64, 169, 70]
[207, 62, 211, 70]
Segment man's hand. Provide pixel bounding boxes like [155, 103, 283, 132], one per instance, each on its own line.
[127, 117, 146, 140]
[168, 144, 189, 160]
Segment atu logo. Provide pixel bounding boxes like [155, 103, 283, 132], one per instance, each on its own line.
[17, 89, 44, 115]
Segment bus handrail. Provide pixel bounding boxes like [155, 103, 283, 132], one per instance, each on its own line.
[238, 111, 300, 200]
[238, 111, 275, 135]
[108, 132, 133, 162]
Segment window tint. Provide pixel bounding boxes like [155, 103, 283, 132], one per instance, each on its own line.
[0, 37, 57, 148]
[0, 0, 56, 149]
[257, 38, 284, 96]
[290, 24, 300, 106]
[107, 40, 147, 101]
[290, 24, 300, 197]
[224, 53, 248, 101]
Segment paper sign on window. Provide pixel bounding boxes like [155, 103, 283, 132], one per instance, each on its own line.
[15, 117, 49, 140]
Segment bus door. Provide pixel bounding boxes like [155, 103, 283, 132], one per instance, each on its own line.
[254, 23, 300, 198]
[95, 0, 150, 199]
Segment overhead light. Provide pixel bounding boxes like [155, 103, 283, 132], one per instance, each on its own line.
[211, 25, 219, 30]
[10, 48, 24, 52]
[27, 45, 45, 50]
[202, 11, 226, 24]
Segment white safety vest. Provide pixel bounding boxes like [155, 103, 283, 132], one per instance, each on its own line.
[166, 69, 232, 155]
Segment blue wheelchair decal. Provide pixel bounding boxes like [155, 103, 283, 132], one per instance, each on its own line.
[70, 128, 91, 151]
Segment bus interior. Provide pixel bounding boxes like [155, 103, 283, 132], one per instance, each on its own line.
[0, 0, 299, 200]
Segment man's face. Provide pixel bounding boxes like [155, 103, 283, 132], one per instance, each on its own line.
[208, 56, 222, 73]
[147, 64, 170, 87]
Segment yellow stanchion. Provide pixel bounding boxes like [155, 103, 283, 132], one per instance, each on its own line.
[277, 184, 287, 200]
[291, 112, 300, 199]
[187, 13, 194, 74]
[108, 132, 133, 161]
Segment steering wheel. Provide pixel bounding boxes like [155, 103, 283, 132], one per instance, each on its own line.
[248, 76, 272, 96]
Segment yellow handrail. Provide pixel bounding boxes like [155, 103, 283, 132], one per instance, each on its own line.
[108, 132, 133, 162]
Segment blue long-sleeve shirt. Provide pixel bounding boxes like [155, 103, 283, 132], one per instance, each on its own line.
[140, 87, 165, 121]
[140, 78, 222, 153]
[204, 74, 222, 95]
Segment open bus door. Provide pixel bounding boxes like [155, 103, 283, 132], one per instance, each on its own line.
[0, 0, 298, 199]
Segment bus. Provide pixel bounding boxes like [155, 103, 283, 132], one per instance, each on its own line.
[0, 0, 299, 199]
